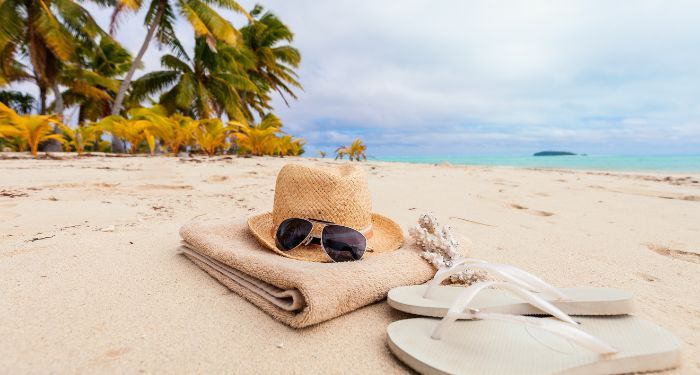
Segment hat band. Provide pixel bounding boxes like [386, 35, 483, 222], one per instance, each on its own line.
[357, 223, 374, 239]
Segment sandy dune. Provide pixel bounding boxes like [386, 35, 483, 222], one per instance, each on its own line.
[1, 154, 699, 373]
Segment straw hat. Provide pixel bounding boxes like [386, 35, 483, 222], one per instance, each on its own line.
[248, 163, 404, 262]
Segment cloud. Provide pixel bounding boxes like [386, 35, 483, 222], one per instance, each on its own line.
[10, 0, 700, 155]
[260, 0, 700, 155]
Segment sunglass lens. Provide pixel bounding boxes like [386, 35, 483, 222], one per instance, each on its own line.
[321, 225, 367, 262]
[275, 218, 313, 251]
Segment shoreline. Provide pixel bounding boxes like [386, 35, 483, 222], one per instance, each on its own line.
[374, 154, 700, 174]
[3, 151, 700, 179]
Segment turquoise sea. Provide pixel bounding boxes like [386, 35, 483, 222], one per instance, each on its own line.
[375, 155, 700, 173]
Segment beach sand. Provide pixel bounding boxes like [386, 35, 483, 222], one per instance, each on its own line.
[1, 154, 699, 374]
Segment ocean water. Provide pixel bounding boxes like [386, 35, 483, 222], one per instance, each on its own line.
[375, 155, 700, 173]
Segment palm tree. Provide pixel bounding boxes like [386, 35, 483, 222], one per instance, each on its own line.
[0, 91, 36, 114]
[108, 0, 250, 120]
[0, 102, 64, 156]
[240, 5, 302, 119]
[0, 0, 107, 115]
[131, 37, 256, 120]
[335, 139, 367, 161]
[61, 38, 133, 123]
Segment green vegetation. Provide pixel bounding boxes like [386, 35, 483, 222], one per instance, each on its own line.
[0, 103, 65, 156]
[0, 101, 302, 156]
[335, 139, 367, 161]
[0, 0, 305, 156]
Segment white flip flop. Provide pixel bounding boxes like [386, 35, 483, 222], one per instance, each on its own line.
[387, 282, 681, 375]
[388, 258, 635, 317]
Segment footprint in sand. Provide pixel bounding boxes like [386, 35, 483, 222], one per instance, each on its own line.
[137, 184, 193, 190]
[93, 182, 120, 189]
[509, 203, 555, 217]
[636, 272, 660, 282]
[204, 175, 229, 183]
[647, 244, 700, 264]
[1, 189, 29, 198]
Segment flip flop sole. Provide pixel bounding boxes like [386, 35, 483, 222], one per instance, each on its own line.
[388, 285, 635, 317]
[387, 316, 681, 375]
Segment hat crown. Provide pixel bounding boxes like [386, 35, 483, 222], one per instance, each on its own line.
[272, 164, 372, 230]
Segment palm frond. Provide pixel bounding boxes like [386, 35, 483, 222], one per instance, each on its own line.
[161, 54, 192, 72]
[0, 91, 36, 114]
[131, 70, 180, 102]
[259, 113, 282, 130]
[34, 0, 76, 60]
[179, 0, 238, 47]
[204, 0, 250, 20]
[0, 0, 24, 47]
[53, 0, 101, 39]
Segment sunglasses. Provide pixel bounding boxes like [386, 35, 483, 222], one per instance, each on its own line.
[274, 218, 368, 262]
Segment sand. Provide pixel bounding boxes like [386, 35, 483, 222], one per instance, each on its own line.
[1, 154, 699, 374]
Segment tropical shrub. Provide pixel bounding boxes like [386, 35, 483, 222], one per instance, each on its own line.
[0, 103, 305, 157]
[96, 114, 157, 154]
[195, 119, 233, 156]
[335, 139, 367, 161]
[154, 114, 199, 154]
[58, 123, 103, 155]
[0, 103, 64, 156]
[231, 114, 280, 156]
[231, 113, 303, 156]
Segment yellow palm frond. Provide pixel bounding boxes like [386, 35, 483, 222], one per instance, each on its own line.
[58, 123, 102, 154]
[0, 102, 22, 125]
[119, 0, 143, 11]
[195, 118, 231, 156]
[179, 0, 238, 47]
[35, 0, 76, 60]
[0, 108, 64, 156]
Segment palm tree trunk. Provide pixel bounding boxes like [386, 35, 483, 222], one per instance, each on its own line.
[43, 82, 64, 152]
[110, 3, 164, 153]
[39, 87, 47, 114]
[52, 82, 64, 115]
[78, 104, 85, 124]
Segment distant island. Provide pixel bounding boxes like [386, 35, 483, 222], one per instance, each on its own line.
[533, 151, 577, 156]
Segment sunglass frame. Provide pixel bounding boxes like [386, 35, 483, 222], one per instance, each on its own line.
[274, 217, 368, 262]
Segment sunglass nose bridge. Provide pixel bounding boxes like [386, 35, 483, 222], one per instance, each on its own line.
[302, 235, 314, 246]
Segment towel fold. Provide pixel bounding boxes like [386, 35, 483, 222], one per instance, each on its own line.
[178, 217, 435, 328]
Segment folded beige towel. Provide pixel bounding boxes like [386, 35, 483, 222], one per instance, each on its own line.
[178, 217, 435, 328]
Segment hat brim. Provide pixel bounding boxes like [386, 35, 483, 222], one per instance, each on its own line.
[247, 212, 405, 262]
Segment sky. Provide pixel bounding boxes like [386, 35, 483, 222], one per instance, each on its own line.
[12, 0, 700, 156]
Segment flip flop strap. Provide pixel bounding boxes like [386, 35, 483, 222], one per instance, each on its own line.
[424, 258, 570, 300]
[431, 281, 618, 355]
[444, 281, 576, 324]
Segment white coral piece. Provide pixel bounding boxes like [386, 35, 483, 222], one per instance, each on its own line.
[410, 213, 489, 285]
